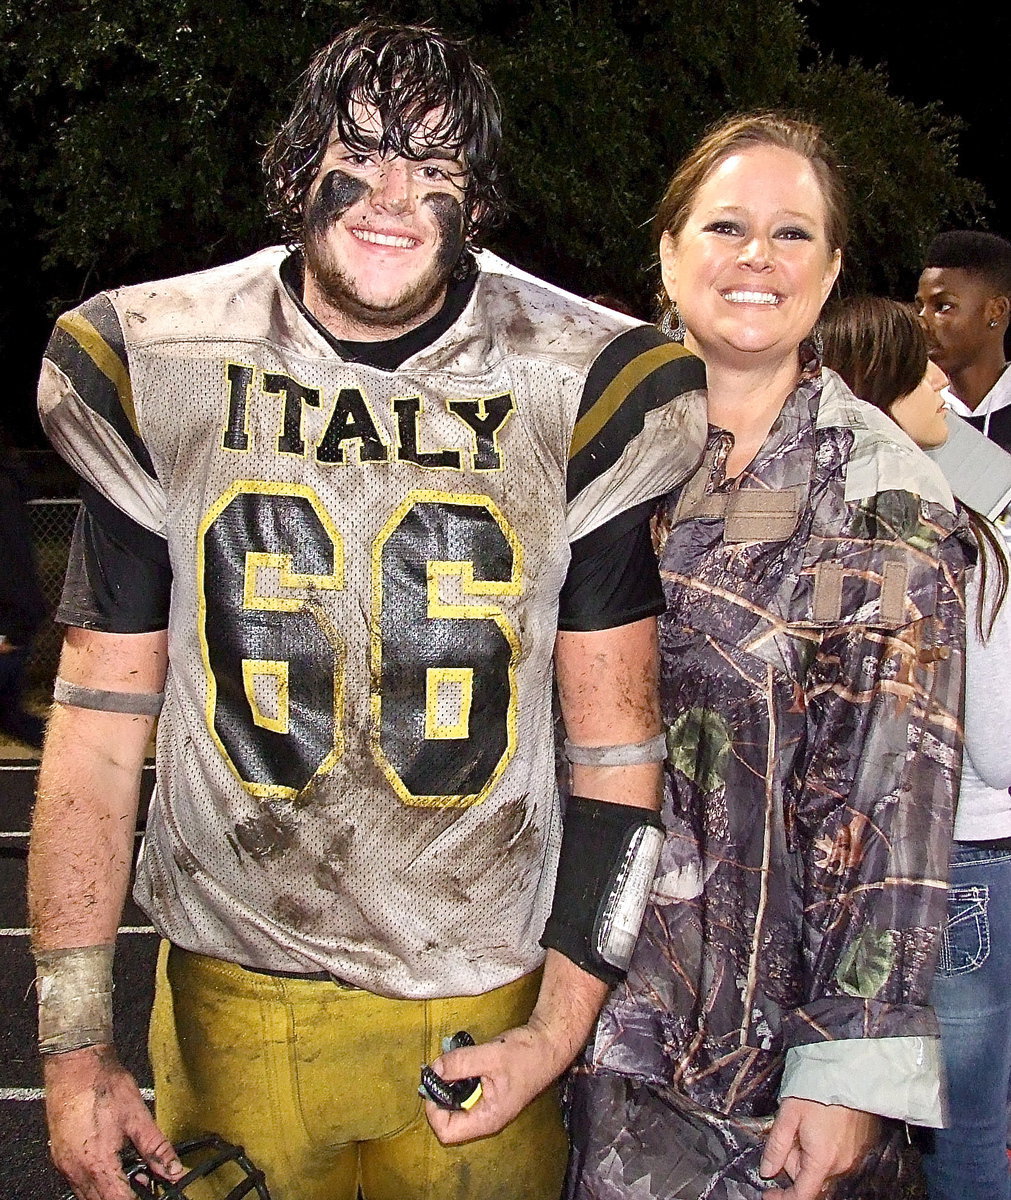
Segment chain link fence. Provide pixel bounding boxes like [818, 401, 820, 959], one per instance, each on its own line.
[25, 497, 79, 690]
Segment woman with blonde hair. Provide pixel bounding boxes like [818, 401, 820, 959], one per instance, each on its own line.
[564, 116, 972, 1200]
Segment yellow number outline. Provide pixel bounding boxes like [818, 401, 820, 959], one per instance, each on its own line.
[370, 489, 523, 808]
[197, 479, 345, 799]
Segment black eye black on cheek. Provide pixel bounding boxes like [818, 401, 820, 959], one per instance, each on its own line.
[305, 171, 369, 237]
[425, 192, 467, 274]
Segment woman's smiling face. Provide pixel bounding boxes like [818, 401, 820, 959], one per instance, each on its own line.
[660, 143, 841, 371]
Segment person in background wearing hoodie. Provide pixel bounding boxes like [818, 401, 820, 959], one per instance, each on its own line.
[917, 230, 1011, 453]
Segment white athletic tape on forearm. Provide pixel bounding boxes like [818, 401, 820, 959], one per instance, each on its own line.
[53, 676, 164, 716]
[34, 945, 115, 1055]
[594, 822, 664, 970]
[563, 733, 667, 766]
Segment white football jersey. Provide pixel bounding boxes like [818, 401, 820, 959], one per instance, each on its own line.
[39, 246, 706, 998]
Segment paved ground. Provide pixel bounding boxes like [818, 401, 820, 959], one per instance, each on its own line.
[0, 752, 155, 1198]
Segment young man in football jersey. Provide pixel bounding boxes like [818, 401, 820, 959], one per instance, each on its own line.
[917, 230, 1011, 452]
[28, 22, 706, 1200]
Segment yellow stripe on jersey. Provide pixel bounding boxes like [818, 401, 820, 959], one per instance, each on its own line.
[569, 341, 694, 460]
[56, 310, 138, 436]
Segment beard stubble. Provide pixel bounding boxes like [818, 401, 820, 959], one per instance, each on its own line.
[303, 171, 467, 335]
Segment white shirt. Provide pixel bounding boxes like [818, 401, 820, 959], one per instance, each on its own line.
[943, 362, 1011, 439]
[956, 543, 1011, 841]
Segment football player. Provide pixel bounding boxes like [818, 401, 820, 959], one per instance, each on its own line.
[29, 21, 706, 1200]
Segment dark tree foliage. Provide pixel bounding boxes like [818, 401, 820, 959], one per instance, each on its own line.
[0, 0, 983, 442]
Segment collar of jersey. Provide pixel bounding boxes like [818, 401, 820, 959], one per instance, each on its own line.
[280, 252, 478, 372]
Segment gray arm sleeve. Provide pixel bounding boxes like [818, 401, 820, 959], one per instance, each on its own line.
[53, 676, 164, 716]
[779, 1037, 944, 1127]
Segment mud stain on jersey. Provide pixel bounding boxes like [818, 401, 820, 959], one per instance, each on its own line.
[173, 848, 200, 877]
[489, 794, 540, 895]
[496, 794, 538, 852]
[234, 807, 297, 862]
[315, 859, 342, 893]
[275, 894, 314, 930]
[314, 825, 355, 892]
[503, 291, 538, 348]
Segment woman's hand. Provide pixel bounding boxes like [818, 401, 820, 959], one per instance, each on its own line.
[760, 1097, 880, 1199]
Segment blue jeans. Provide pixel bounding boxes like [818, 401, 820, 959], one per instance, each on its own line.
[922, 844, 1011, 1200]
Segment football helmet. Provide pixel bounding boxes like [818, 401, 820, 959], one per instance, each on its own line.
[61, 1135, 272, 1199]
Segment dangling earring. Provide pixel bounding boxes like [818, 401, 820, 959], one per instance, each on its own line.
[659, 303, 687, 344]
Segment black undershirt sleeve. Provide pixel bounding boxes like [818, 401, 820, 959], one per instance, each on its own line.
[558, 500, 663, 632]
[57, 480, 172, 633]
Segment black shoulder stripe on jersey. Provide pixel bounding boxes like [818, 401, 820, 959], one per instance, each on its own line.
[45, 295, 156, 479]
[567, 326, 706, 501]
[78, 478, 170, 564]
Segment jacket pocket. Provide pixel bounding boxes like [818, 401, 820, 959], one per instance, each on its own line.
[937, 884, 990, 977]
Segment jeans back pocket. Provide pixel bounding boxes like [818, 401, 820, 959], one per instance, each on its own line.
[937, 884, 990, 977]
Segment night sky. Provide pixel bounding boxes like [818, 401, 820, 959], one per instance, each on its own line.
[805, 0, 1010, 265]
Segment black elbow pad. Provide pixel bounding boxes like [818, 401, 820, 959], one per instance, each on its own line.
[540, 796, 664, 986]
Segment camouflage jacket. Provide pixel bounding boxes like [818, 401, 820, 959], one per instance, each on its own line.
[583, 367, 971, 1121]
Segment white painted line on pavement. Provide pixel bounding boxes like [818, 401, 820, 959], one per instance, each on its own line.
[0, 926, 155, 937]
[0, 830, 144, 840]
[0, 1086, 155, 1101]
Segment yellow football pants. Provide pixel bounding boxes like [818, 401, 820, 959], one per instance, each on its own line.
[150, 942, 567, 1200]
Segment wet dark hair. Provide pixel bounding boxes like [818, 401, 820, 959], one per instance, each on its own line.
[822, 294, 1007, 638]
[654, 112, 847, 322]
[924, 230, 1011, 297]
[264, 21, 504, 246]
[821, 295, 926, 412]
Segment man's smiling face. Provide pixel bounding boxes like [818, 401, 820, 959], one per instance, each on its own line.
[302, 105, 470, 339]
